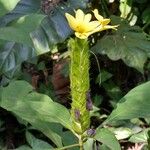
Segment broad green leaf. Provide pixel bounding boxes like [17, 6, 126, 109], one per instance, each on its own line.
[26, 131, 53, 150]
[0, 0, 41, 27]
[83, 138, 94, 150]
[0, 14, 45, 46]
[112, 127, 133, 140]
[0, 0, 88, 79]
[62, 131, 78, 150]
[0, 42, 35, 77]
[0, 0, 20, 17]
[30, 27, 51, 55]
[30, 121, 63, 148]
[15, 145, 32, 150]
[105, 81, 150, 124]
[100, 145, 111, 150]
[94, 128, 121, 150]
[0, 80, 71, 147]
[92, 16, 150, 72]
[129, 128, 150, 143]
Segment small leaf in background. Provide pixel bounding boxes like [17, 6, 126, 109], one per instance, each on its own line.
[103, 81, 123, 107]
[112, 127, 133, 140]
[83, 138, 94, 150]
[92, 15, 150, 73]
[119, 0, 133, 18]
[62, 131, 78, 150]
[26, 131, 53, 150]
[93, 94, 103, 106]
[90, 105, 100, 117]
[0, 0, 20, 17]
[94, 128, 121, 150]
[129, 128, 150, 143]
[96, 70, 112, 85]
[142, 7, 150, 24]
[105, 81, 150, 124]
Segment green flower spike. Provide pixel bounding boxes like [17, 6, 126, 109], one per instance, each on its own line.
[69, 38, 91, 135]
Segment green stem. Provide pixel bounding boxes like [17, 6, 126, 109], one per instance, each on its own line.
[79, 136, 84, 150]
[54, 144, 80, 150]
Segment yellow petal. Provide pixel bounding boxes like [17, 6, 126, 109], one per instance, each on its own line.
[93, 9, 103, 21]
[98, 25, 119, 31]
[75, 32, 88, 39]
[65, 13, 78, 30]
[101, 19, 110, 26]
[84, 13, 92, 23]
[83, 21, 100, 32]
[75, 9, 84, 23]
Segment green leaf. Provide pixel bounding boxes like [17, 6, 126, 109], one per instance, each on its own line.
[119, 0, 132, 18]
[0, 14, 45, 46]
[129, 128, 150, 143]
[112, 127, 133, 140]
[94, 128, 121, 150]
[0, 0, 20, 17]
[103, 81, 123, 105]
[15, 145, 32, 150]
[0, 80, 71, 147]
[30, 121, 63, 148]
[0, 0, 88, 79]
[0, 42, 35, 77]
[26, 131, 53, 150]
[62, 131, 78, 150]
[142, 7, 150, 24]
[92, 16, 150, 72]
[105, 81, 150, 124]
[83, 138, 94, 150]
[0, 0, 41, 27]
[96, 70, 112, 85]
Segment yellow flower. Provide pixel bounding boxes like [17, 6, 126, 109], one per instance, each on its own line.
[65, 9, 99, 39]
[93, 9, 118, 31]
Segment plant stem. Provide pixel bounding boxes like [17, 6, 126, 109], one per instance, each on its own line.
[79, 135, 84, 150]
[54, 143, 80, 150]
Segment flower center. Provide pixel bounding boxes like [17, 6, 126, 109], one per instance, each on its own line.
[76, 24, 87, 33]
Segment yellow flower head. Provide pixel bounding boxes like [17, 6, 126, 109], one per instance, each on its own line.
[65, 9, 99, 39]
[93, 9, 118, 31]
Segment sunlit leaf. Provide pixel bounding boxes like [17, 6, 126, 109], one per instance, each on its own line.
[92, 16, 150, 72]
[105, 81, 150, 124]
[129, 128, 150, 143]
[0, 0, 20, 17]
[0, 14, 45, 46]
[26, 131, 53, 150]
[94, 128, 121, 150]
[0, 80, 72, 147]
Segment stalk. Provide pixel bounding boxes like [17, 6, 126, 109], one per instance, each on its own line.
[68, 38, 91, 136]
